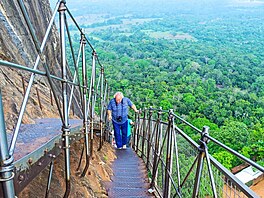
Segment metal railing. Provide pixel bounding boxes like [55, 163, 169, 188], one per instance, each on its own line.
[132, 107, 264, 198]
[1, 1, 263, 198]
[0, 0, 111, 197]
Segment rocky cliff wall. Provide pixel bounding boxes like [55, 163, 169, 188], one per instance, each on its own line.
[0, 0, 65, 130]
[0, 1, 114, 197]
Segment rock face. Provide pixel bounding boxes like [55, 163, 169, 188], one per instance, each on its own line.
[0, 1, 111, 197]
[0, 0, 67, 131]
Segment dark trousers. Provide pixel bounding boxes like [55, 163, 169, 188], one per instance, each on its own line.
[113, 120, 128, 148]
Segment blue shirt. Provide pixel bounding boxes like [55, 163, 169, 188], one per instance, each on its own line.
[107, 97, 133, 124]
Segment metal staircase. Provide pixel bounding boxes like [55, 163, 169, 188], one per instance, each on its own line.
[0, 1, 263, 198]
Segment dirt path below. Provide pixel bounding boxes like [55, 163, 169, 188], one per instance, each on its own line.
[251, 178, 264, 197]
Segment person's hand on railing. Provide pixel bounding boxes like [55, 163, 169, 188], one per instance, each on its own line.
[131, 104, 139, 113]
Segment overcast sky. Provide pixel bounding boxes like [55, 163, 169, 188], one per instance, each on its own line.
[49, 0, 264, 22]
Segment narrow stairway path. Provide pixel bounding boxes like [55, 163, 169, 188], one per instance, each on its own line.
[106, 148, 153, 197]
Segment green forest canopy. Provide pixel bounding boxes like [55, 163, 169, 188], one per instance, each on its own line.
[65, 0, 264, 169]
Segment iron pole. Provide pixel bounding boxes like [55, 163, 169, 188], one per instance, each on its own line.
[81, 34, 90, 177]
[99, 67, 104, 150]
[90, 51, 97, 157]
[150, 108, 162, 189]
[45, 160, 54, 198]
[163, 109, 174, 198]
[172, 119, 181, 193]
[141, 108, 147, 158]
[132, 110, 136, 150]
[192, 127, 209, 198]
[136, 109, 141, 154]
[202, 126, 217, 198]
[103, 80, 108, 142]
[0, 91, 15, 198]
[146, 107, 153, 169]
[59, 2, 71, 197]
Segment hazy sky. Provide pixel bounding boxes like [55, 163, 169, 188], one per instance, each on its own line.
[49, 0, 264, 15]
[49, 0, 264, 27]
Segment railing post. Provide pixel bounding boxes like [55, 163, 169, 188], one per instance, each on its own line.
[146, 107, 153, 170]
[59, 1, 71, 197]
[203, 126, 217, 198]
[132, 111, 137, 150]
[90, 51, 97, 157]
[0, 91, 15, 198]
[163, 109, 174, 198]
[173, 117, 181, 194]
[141, 108, 147, 158]
[192, 136, 205, 197]
[103, 79, 108, 142]
[106, 85, 111, 142]
[99, 67, 104, 150]
[135, 109, 141, 154]
[192, 126, 217, 198]
[80, 33, 90, 177]
[150, 107, 162, 189]
[45, 160, 54, 198]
